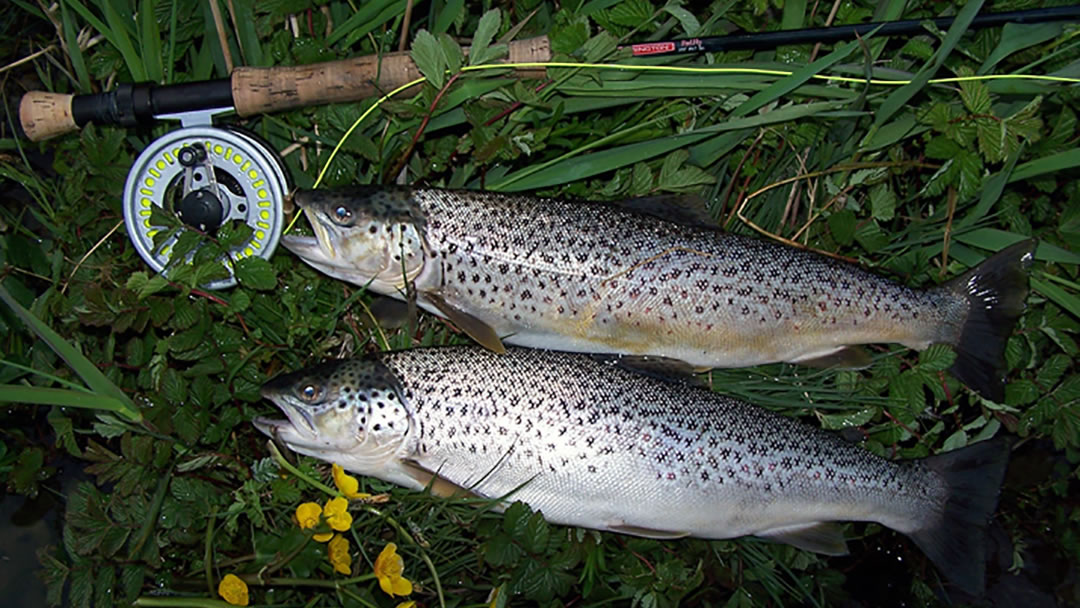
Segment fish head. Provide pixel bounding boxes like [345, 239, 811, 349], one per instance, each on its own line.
[255, 358, 413, 470]
[283, 188, 428, 291]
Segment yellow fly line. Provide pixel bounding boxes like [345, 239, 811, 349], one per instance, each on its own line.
[286, 60, 1080, 234]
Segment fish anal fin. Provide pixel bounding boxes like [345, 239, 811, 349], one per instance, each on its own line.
[608, 523, 691, 540]
[792, 346, 872, 370]
[425, 292, 506, 354]
[756, 522, 849, 556]
[399, 460, 478, 499]
[592, 354, 706, 386]
[607, 194, 716, 228]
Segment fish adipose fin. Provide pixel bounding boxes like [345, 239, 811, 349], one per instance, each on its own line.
[941, 239, 1035, 402]
[906, 437, 1011, 595]
[756, 522, 849, 556]
[425, 292, 507, 354]
[792, 346, 873, 370]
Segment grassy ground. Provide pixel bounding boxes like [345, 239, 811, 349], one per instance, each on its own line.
[2, 0, 1080, 606]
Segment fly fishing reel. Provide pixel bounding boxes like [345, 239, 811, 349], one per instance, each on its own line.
[122, 111, 289, 289]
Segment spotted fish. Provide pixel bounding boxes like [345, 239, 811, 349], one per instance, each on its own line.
[256, 346, 1010, 594]
[283, 187, 1034, 401]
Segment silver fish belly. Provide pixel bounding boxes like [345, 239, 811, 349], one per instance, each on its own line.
[256, 346, 1008, 594]
[283, 187, 1033, 400]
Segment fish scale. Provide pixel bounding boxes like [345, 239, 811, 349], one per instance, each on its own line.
[257, 345, 1008, 594]
[284, 187, 1034, 400]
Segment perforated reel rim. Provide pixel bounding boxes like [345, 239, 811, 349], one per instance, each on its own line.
[122, 125, 289, 289]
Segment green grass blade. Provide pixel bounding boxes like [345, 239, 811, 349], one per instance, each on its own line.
[138, 0, 163, 82]
[873, 0, 983, 129]
[978, 23, 1062, 75]
[229, 0, 264, 66]
[100, 0, 147, 81]
[1008, 147, 1080, 183]
[491, 100, 846, 191]
[327, 0, 405, 46]
[733, 39, 861, 117]
[60, 1, 92, 91]
[0, 284, 137, 417]
[0, 385, 134, 417]
[432, 0, 464, 35]
[1032, 277, 1080, 319]
[953, 228, 1080, 265]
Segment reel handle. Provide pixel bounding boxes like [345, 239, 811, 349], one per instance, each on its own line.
[19, 36, 552, 142]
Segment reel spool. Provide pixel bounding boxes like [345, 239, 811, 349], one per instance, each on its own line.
[122, 118, 289, 289]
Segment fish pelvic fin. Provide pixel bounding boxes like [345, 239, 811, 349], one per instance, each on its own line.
[907, 437, 1011, 596]
[756, 522, 849, 556]
[941, 239, 1035, 402]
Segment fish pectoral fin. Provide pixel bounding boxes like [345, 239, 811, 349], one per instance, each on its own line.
[591, 354, 706, 387]
[425, 292, 507, 354]
[791, 346, 872, 370]
[366, 295, 412, 330]
[399, 460, 478, 499]
[608, 523, 691, 540]
[756, 522, 849, 556]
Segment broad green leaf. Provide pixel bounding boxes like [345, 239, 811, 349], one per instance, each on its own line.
[411, 29, 447, 89]
[978, 22, 1062, 74]
[818, 407, 877, 430]
[469, 8, 501, 66]
[235, 257, 278, 290]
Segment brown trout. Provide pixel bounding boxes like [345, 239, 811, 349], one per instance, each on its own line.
[256, 346, 1010, 594]
[283, 187, 1034, 401]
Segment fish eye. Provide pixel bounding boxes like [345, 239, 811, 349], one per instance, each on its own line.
[332, 205, 353, 224]
[299, 384, 321, 402]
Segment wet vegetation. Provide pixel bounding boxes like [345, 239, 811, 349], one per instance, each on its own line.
[2, 0, 1080, 606]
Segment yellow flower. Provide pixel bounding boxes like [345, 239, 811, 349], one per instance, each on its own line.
[323, 496, 353, 531]
[396, 602, 417, 608]
[217, 574, 249, 606]
[296, 501, 332, 542]
[333, 464, 372, 500]
[327, 534, 352, 575]
[374, 543, 413, 597]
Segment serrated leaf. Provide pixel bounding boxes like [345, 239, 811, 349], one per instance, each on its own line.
[1005, 379, 1040, 406]
[235, 257, 277, 291]
[918, 344, 957, 372]
[959, 78, 992, 114]
[869, 183, 896, 221]
[438, 33, 463, 74]
[411, 29, 446, 89]
[70, 567, 93, 608]
[819, 407, 877, 430]
[484, 533, 524, 566]
[609, 0, 654, 27]
[1037, 354, 1071, 388]
[827, 210, 856, 246]
[468, 9, 502, 66]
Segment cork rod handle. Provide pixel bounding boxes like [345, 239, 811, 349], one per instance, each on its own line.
[232, 36, 551, 116]
[20, 92, 77, 142]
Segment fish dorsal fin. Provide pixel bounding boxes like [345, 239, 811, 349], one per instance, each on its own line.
[399, 460, 478, 499]
[591, 354, 707, 387]
[608, 523, 691, 540]
[756, 522, 849, 556]
[605, 194, 716, 228]
[424, 292, 507, 354]
[791, 346, 873, 370]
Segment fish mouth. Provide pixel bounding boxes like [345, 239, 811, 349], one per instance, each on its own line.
[256, 390, 320, 439]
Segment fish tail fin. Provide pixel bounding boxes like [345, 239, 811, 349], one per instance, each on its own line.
[906, 437, 1011, 595]
[942, 239, 1035, 401]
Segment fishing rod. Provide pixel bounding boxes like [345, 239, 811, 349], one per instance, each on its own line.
[19, 6, 1080, 142]
[16, 5, 1080, 289]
